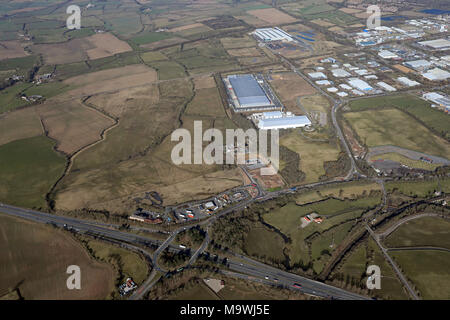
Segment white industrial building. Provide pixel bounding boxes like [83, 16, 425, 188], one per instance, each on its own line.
[339, 84, 352, 90]
[422, 68, 450, 81]
[347, 78, 373, 91]
[258, 116, 311, 130]
[397, 77, 420, 87]
[355, 69, 369, 76]
[327, 87, 338, 93]
[422, 92, 450, 108]
[261, 111, 283, 119]
[377, 81, 397, 92]
[308, 72, 327, 79]
[331, 69, 351, 78]
[404, 59, 433, 70]
[378, 50, 399, 59]
[253, 27, 294, 42]
[316, 80, 331, 86]
[352, 90, 365, 96]
[418, 38, 450, 51]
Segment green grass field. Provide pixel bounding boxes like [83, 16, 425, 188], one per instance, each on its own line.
[298, 4, 335, 15]
[338, 243, 367, 280]
[131, 32, 173, 45]
[84, 239, 149, 285]
[385, 216, 450, 249]
[391, 250, 450, 299]
[348, 95, 450, 140]
[0, 82, 32, 113]
[146, 60, 186, 80]
[244, 227, 286, 263]
[171, 280, 219, 300]
[140, 51, 168, 63]
[306, 10, 358, 25]
[166, 40, 238, 74]
[0, 136, 66, 209]
[263, 197, 380, 268]
[337, 239, 409, 300]
[296, 181, 381, 205]
[344, 108, 450, 158]
[385, 178, 450, 197]
[280, 130, 341, 184]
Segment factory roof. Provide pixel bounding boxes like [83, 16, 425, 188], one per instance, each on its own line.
[254, 27, 294, 42]
[228, 74, 271, 107]
[308, 72, 327, 79]
[258, 116, 311, 129]
[347, 78, 373, 91]
[404, 59, 433, 69]
[423, 92, 450, 107]
[262, 111, 283, 119]
[418, 38, 450, 49]
[378, 50, 399, 59]
[316, 80, 331, 86]
[422, 68, 450, 81]
[377, 81, 397, 92]
[331, 68, 351, 77]
[397, 77, 420, 87]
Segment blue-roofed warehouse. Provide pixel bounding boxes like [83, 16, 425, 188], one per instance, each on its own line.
[227, 74, 272, 108]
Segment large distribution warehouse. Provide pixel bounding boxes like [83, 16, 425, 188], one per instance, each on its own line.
[253, 27, 294, 42]
[258, 115, 311, 130]
[227, 74, 273, 109]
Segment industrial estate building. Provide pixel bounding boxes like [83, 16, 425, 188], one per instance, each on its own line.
[347, 78, 373, 91]
[423, 92, 450, 109]
[258, 115, 311, 130]
[225, 74, 275, 111]
[404, 59, 433, 70]
[252, 27, 294, 42]
[418, 38, 450, 51]
[422, 68, 450, 81]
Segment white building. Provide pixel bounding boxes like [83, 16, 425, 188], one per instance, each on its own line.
[347, 78, 373, 91]
[253, 27, 294, 42]
[262, 111, 283, 119]
[339, 84, 352, 90]
[422, 92, 450, 108]
[378, 50, 399, 59]
[355, 69, 369, 76]
[316, 80, 331, 86]
[327, 87, 338, 93]
[331, 69, 351, 78]
[308, 72, 327, 79]
[377, 81, 397, 92]
[258, 116, 311, 130]
[397, 77, 420, 87]
[422, 68, 450, 81]
[404, 59, 433, 70]
[418, 38, 450, 51]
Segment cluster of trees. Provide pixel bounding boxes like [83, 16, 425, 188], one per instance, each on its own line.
[176, 226, 206, 247]
[279, 145, 306, 185]
[322, 152, 351, 180]
[210, 212, 252, 252]
[159, 249, 191, 269]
